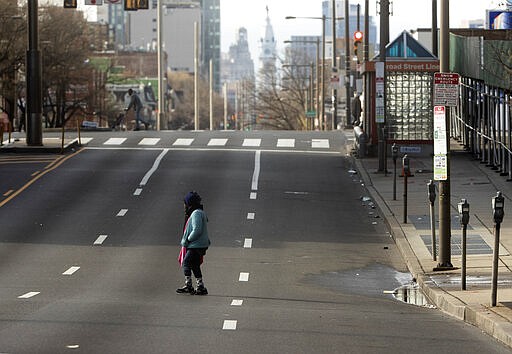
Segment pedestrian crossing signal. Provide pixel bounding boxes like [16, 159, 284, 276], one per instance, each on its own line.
[63, 0, 77, 8]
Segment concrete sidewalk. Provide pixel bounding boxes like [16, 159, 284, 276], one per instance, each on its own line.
[352, 139, 512, 348]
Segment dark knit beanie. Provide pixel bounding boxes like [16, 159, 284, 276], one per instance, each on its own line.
[184, 191, 202, 207]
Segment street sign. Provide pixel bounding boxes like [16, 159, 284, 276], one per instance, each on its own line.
[433, 72, 460, 107]
[306, 111, 316, 118]
[433, 106, 447, 155]
[375, 62, 385, 123]
[434, 154, 448, 181]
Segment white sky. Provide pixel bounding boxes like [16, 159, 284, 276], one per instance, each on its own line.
[220, 0, 504, 61]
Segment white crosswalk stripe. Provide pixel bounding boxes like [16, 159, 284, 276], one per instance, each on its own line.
[277, 138, 295, 148]
[207, 138, 228, 146]
[173, 138, 194, 146]
[104, 138, 126, 145]
[80, 137, 94, 144]
[312, 139, 330, 148]
[242, 138, 261, 147]
[138, 138, 160, 145]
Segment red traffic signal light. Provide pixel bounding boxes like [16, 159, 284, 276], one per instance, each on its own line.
[353, 31, 363, 43]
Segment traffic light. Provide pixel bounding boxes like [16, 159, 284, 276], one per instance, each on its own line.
[63, 0, 77, 8]
[124, 0, 138, 11]
[353, 30, 363, 58]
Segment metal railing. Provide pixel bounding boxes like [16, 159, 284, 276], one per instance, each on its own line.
[452, 76, 512, 181]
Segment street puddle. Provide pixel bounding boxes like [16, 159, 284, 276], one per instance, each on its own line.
[392, 284, 436, 308]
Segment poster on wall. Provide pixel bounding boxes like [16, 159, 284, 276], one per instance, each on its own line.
[486, 10, 512, 29]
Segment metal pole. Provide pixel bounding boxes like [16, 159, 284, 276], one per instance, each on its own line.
[491, 222, 501, 306]
[437, 0, 453, 269]
[316, 38, 320, 129]
[26, 0, 42, 146]
[332, 0, 337, 130]
[364, 0, 369, 63]
[223, 82, 228, 130]
[461, 223, 467, 290]
[345, 0, 351, 128]
[209, 59, 213, 130]
[393, 158, 397, 200]
[157, 0, 163, 130]
[321, 15, 326, 131]
[377, 0, 389, 172]
[194, 21, 199, 130]
[432, 0, 438, 57]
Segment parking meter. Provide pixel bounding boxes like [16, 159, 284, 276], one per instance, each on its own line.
[392, 143, 399, 162]
[492, 191, 505, 224]
[458, 199, 470, 226]
[402, 154, 410, 176]
[428, 180, 436, 205]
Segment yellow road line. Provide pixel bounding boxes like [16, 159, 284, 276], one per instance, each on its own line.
[0, 149, 84, 208]
[3, 190, 14, 197]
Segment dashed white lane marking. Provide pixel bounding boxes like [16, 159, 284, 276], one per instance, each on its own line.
[139, 149, 169, 186]
[231, 299, 244, 306]
[243, 138, 261, 147]
[251, 150, 261, 191]
[66, 345, 80, 349]
[247, 212, 255, 220]
[312, 139, 330, 148]
[94, 235, 108, 245]
[18, 291, 40, 299]
[138, 138, 160, 146]
[133, 188, 143, 196]
[223, 320, 237, 330]
[173, 138, 194, 146]
[104, 138, 127, 145]
[250, 192, 257, 200]
[244, 238, 253, 248]
[239, 272, 250, 282]
[277, 138, 295, 148]
[117, 209, 128, 217]
[62, 266, 80, 276]
[207, 138, 228, 146]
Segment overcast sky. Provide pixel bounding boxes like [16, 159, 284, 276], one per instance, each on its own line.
[220, 0, 504, 62]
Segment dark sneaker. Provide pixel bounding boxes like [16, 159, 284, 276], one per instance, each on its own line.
[195, 286, 208, 295]
[176, 285, 195, 294]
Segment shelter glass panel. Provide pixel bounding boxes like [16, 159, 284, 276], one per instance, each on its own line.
[386, 71, 433, 140]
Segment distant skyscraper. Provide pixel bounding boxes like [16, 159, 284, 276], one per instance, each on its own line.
[259, 6, 277, 73]
[200, 0, 221, 92]
[222, 28, 255, 83]
[322, 0, 378, 59]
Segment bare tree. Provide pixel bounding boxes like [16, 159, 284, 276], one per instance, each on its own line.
[0, 0, 26, 124]
[252, 56, 310, 130]
[39, 6, 95, 128]
[167, 72, 225, 130]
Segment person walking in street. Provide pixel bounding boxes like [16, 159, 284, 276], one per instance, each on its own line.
[125, 88, 145, 131]
[177, 191, 210, 295]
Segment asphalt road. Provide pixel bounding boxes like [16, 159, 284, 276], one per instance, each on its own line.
[0, 131, 509, 353]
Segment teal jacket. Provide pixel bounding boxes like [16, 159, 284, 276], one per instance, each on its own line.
[181, 209, 210, 248]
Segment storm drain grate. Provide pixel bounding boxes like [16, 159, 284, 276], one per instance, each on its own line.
[420, 234, 492, 256]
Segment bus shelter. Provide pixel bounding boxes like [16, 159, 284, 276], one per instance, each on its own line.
[360, 31, 439, 156]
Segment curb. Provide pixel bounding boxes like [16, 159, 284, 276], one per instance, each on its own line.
[353, 156, 512, 349]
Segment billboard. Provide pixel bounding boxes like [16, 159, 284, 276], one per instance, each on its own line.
[487, 10, 512, 29]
